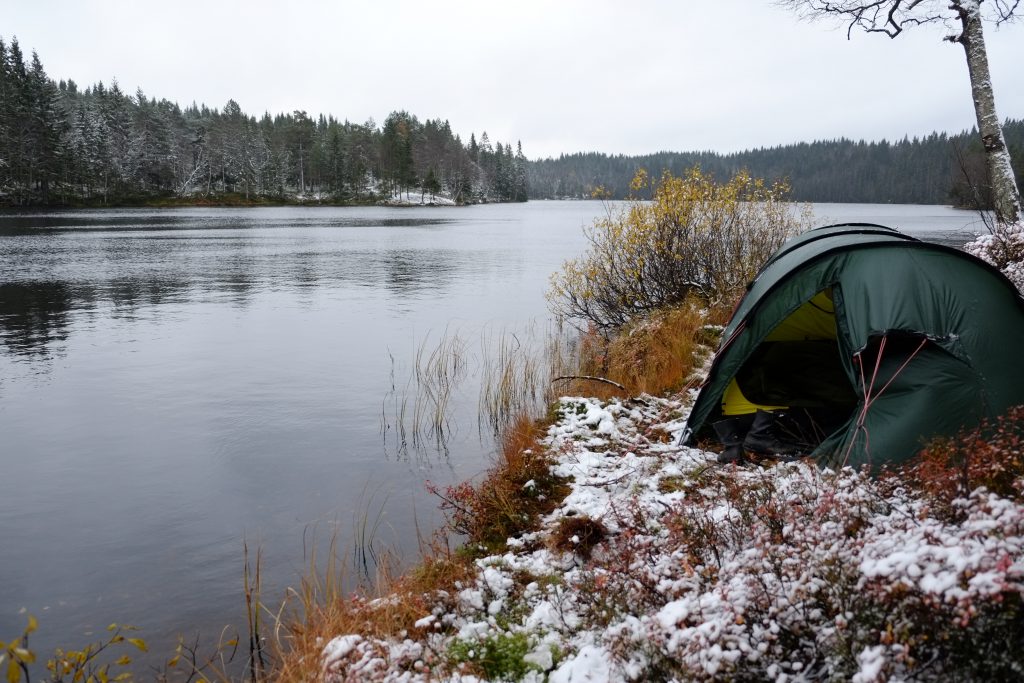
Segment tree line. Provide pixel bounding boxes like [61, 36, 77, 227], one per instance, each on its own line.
[0, 36, 529, 207]
[527, 120, 1024, 207]
[4, 34, 1020, 210]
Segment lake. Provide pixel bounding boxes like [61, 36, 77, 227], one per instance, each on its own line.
[0, 201, 988, 669]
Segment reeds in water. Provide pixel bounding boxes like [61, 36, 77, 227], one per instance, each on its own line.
[381, 330, 468, 458]
[478, 320, 581, 436]
[378, 305, 719, 459]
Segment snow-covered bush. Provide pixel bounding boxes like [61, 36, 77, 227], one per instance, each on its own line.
[964, 221, 1024, 292]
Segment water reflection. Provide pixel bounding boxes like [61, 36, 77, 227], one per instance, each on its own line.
[0, 211, 471, 357]
[383, 249, 458, 295]
[0, 282, 73, 356]
[106, 277, 193, 311]
[0, 205, 979, 359]
[0, 212, 455, 234]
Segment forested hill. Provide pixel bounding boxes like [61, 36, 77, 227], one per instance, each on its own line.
[0, 37, 528, 207]
[528, 120, 1024, 206]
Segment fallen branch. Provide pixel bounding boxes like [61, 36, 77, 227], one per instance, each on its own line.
[551, 375, 627, 390]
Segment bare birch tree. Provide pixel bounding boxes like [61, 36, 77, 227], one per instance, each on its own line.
[780, 0, 1021, 225]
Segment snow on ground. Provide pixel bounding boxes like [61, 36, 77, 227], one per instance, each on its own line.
[383, 189, 458, 206]
[322, 395, 1024, 682]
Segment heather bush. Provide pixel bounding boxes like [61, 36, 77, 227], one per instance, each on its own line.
[308, 392, 1024, 682]
[901, 404, 1024, 519]
[578, 462, 1024, 681]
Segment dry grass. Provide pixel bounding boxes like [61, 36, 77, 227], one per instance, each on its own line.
[549, 515, 608, 559]
[413, 330, 467, 448]
[271, 528, 474, 682]
[554, 297, 732, 401]
[479, 326, 551, 436]
[430, 413, 569, 551]
[381, 331, 468, 458]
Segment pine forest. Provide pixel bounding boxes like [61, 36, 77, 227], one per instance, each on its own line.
[0, 37, 529, 207]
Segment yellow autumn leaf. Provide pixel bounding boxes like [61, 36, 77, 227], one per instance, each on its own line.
[7, 658, 22, 683]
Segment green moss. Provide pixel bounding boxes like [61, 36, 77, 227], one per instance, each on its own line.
[657, 475, 689, 493]
[447, 631, 539, 680]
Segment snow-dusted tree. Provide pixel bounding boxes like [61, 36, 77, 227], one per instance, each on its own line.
[245, 123, 272, 198]
[219, 99, 248, 194]
[422, 166, 441, 201]
[780, 0, 1021, 225]
[129, 88, 176, 192]
[289, 110, 315, 195]
[513, 141, 529, 202]
[99, 79, 136, 195]
[0, 39, 11, 189]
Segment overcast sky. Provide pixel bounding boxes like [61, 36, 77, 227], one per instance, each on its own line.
[4, 0, 1023, 159]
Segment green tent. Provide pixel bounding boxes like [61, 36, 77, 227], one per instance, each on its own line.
[681, 223, 1024, 469]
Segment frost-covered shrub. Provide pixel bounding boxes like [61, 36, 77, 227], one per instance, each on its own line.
[584, 465, 1024, 681]
[964, 220, 1024, 292]
[322, 634, 433, 682]
[426, 414, 568, 552]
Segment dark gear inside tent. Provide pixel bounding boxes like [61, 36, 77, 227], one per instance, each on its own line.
[681, 223, 1024, 469]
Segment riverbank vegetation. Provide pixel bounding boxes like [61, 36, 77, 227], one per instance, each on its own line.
[311, 399, 1024, 682]
[286, 169, 1024, 681]
[0, 37, 528, 208]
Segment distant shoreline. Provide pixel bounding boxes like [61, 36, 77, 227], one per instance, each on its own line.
[0, 193, 521, 211]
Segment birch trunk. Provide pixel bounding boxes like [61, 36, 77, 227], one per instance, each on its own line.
[954, 0, 1022, 224]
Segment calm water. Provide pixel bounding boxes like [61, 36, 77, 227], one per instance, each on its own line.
[0, 202, 985, 668]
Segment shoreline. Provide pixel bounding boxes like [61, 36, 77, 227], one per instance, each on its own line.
[305, 390, 1024, 682]
[0, 193, 527, 211]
